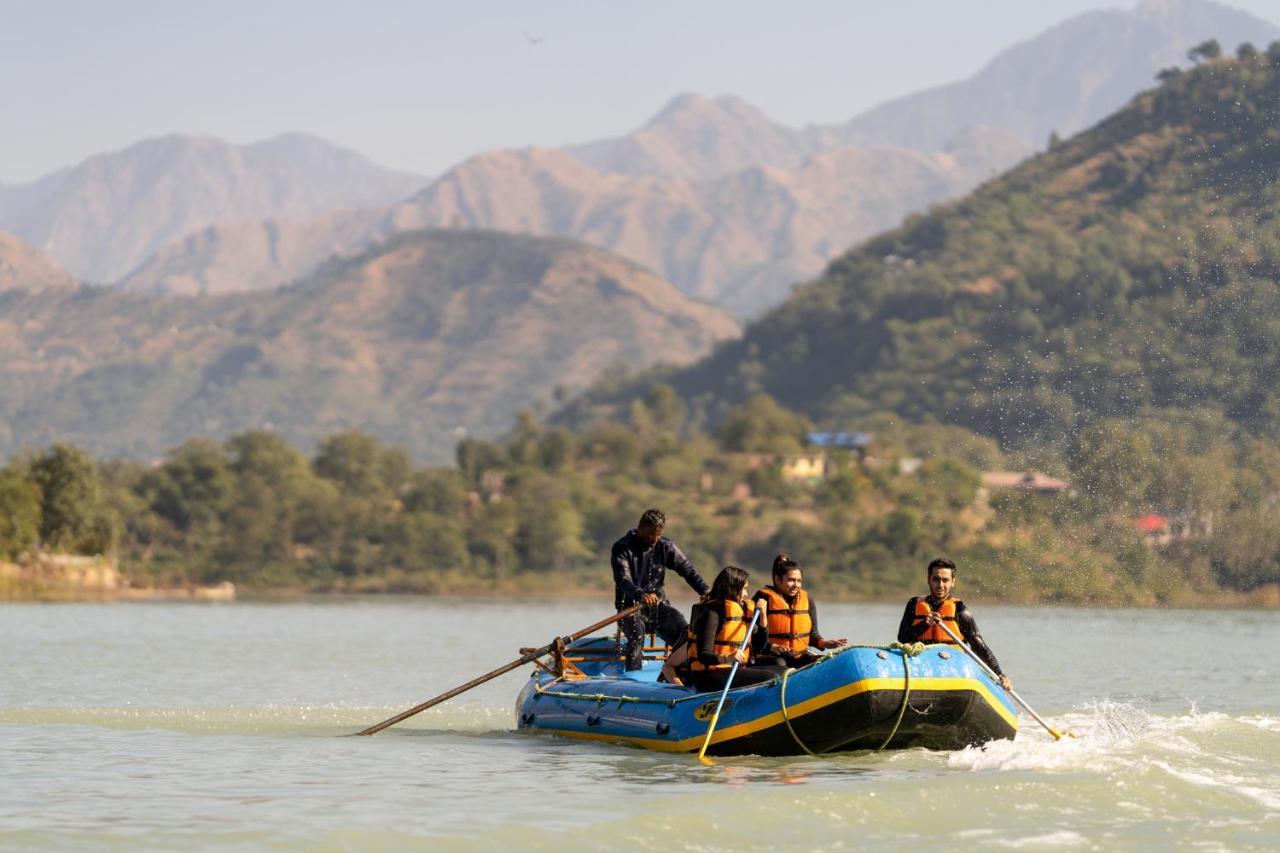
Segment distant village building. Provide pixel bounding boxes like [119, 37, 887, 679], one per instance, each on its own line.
[1132, 511, 1214, 546]
[980, 471, 1074, 495]
[778, 432, 873, 482]
[806, 432, 873, 456]
[898, 457, 923, 475]
[780, 453, 832, 482]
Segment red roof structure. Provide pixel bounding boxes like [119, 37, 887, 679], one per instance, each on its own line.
[1134, 514, 1168, 534]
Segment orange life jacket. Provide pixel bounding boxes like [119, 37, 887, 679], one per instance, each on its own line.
[755, 586, 813, 654]
[688, 598, 755, 671]
[912, 597, 965, 644]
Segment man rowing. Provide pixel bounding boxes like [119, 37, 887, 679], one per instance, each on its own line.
[610, 508, 709, 671]
[898, 557, 1012, 691]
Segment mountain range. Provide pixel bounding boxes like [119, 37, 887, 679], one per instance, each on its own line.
[7, 0, 1274, 318]
[0, 230, 737, 462]
[1, 0, 1277, 465]
[0, 133, 426, 283]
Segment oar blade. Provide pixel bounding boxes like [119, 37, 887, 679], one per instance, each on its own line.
[697, 715, 720, 765]
[351, 604, 643, 736]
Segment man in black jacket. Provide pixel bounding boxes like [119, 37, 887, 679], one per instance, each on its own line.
[897, 557, 1013, 691]
[611, 508, 709, 671]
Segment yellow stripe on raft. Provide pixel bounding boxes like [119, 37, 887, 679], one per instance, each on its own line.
[538, 675, 1018, 752]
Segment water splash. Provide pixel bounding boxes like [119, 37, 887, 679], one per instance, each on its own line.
[947, 700, 1280, 815]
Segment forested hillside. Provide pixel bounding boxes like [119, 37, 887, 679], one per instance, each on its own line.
[572, 46, 1280, 452]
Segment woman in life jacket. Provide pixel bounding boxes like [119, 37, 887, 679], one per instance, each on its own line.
[686, 565, 777, 693]
[753, 554, 847, 668]
[897, 557, 1012, 691]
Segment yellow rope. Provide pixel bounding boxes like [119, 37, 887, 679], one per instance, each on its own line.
[779, 667, 820, 756]
[872, 642, 923, 751]
[778, 641, 925, 756]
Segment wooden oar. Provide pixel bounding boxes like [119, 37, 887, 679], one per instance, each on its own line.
[354, 604, 644, 736]
[697, 605, 764, 765]
[934, 619, 1075, 741]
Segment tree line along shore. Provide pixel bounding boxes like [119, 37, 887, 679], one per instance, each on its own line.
[1, 387, 1277, 607]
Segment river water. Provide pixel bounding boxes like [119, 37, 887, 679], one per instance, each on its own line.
[2, 599, 1277, 850]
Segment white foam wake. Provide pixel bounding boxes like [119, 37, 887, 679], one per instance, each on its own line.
[946, 701, 1280, 813]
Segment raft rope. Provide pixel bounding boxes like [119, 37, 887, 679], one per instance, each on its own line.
[777, 641, 925, 756]
[534, 641, 929, 752]
[872, 641, 924, 752]
[778, 667, 819, 756]
[533, 682, 706, 706]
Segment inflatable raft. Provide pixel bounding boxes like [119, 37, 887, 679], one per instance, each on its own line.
[515, 636, 1018, 755]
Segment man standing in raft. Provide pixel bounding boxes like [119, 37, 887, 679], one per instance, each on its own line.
[611, 508, 710, 671]
[753, 554, 846, 669]
[898, 557, 1013, 691]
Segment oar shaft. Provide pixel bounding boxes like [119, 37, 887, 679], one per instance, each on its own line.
[934, 619, 1063, 740]
[356, 604, 643, 736]
[697, 606, 763, 763]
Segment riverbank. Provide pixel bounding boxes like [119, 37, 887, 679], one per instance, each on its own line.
[0, 555, 235, 602]
[3, 554, 1276, 607]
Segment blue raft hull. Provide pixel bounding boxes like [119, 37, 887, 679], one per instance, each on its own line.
[515, 640, 1018, 756]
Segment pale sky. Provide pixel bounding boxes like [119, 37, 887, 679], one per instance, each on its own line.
[2, 0, 1277, 183]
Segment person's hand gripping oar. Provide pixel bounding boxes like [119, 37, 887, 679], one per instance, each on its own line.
[352, 604, 643, 736]
[696, 604, 764, 765]
[933, 618, 1075, 741]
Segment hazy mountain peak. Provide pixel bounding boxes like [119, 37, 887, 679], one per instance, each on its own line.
[566, 91, 813, 181]
[837, 0, 1279, 153]
[644, 92, 778, 129]
[0, 133, 429, 283]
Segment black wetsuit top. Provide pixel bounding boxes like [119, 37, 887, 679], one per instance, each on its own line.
[610, 530, 708, 609]
[897, 596, 1005, 677]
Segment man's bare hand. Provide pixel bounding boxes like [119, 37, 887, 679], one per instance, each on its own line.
[734, 647, 750, 664]
[641, 592, 661, 607]
[823, 638, 848, 649]
[998, 675, 1013, 691]
[925, 611, 942, 626]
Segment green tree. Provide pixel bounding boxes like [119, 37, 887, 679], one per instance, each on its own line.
[916, 458, 981, 509]
[1188, 39, 1221, 62]
[312, 430, 407, 499]
[402, 469, 466, 516]
[1068, 422, 1155, 514]
[1210, 508, 1280, 590]
[645, 384, 686, 435]
[29, 444, 113, 554]
[456, 438, 505, 488]
[217, 431, 320, 578]
[717, 394, 811, 453]
[511, 474, 589, 571]
[0, 470, 40, 559]
[536, 428, 577, 471]
[141, 438, 233, 532]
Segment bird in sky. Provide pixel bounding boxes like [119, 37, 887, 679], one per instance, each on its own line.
[523, 31, 545, 46]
